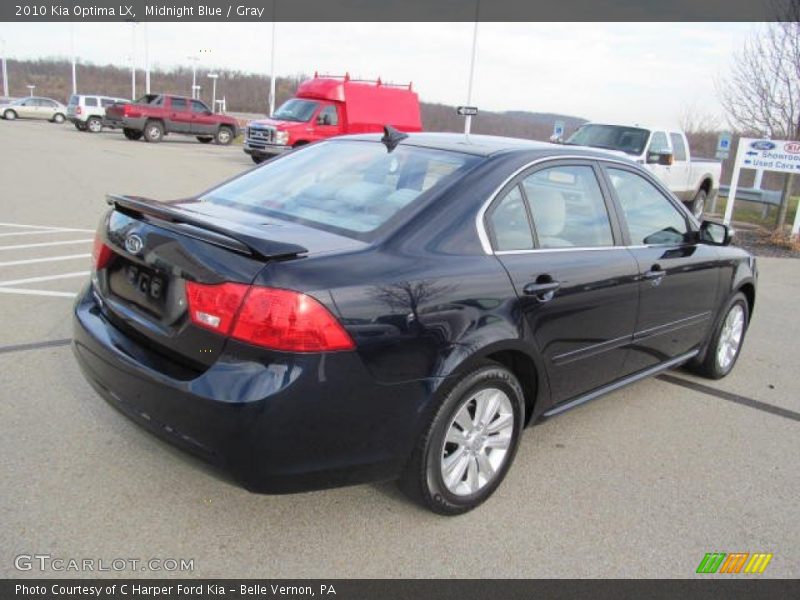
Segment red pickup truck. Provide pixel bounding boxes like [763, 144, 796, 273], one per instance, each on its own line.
[105, 94, 239, 145]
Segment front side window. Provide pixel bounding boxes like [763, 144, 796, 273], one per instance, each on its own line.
[272, 99, 319, 122]
[488, 185, 533, 251]
[200, 141, 479, 237]
[607, 168, 688, 245]
[191, 100, 209, 113]
[317, 104, 338, 126]
[647, 131, 669, 155]
[670, 133, 687, 161]
[171, 98, 187, 111]
[522, 165, 614, 248]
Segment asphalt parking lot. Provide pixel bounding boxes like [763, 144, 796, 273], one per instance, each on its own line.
[1, 119, 798, 579]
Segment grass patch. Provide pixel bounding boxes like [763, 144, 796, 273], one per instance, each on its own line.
[709, 195, 799, 228]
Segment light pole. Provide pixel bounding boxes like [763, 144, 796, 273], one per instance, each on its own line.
[192, 85, 201, 100]
[1, 38, 9, 99]
[70, 23, 77, 94]
[187, 55, 199, 99]
[464, 17, 479, 135]
[144, 22, 150, 94]
[128, 22, 137, 100]
[26, 84, 35, 97]
[268, 1, 276, 116]
[208, 73, 218, 111]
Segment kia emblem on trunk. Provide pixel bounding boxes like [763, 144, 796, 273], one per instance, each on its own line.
[125, 234, 144, 255]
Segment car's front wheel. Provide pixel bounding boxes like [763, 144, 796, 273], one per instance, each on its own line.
[3, 109, 17, 120]
[690, 292, 749, 379]
[399, 362, 525, 515]
[215, 126, 234, 145]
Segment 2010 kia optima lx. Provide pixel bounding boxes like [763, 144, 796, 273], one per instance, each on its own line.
[73, 131, 757, 514]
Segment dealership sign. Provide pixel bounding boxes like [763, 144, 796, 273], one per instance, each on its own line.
[724, 137, 800, 235]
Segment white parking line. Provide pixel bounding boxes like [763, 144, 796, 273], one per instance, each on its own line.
[0, 229, 76, 238]
[0, 221, 94, 232]
[0, 239, 93, 251]
[0, 287, 77, 298]
[0, 271, 89, 286]
[0, 253, 92, 267]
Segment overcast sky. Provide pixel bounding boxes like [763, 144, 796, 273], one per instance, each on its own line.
[0, 21, 758, 125]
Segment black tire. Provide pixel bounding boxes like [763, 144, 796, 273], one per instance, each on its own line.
[689, 292, 749, 379]
[74, 122, 86, 131]
[197, 136, 213, 144]
[143, 120, 164, 143]
[86, 117, 103, 133]
[123, 128, 143, 140]
[214, 126, 234, 145]
[690, 189, 707, 220]
[251, 155, 265, 165]
[52, 113, 66, 124]
[398, 361, 525, 515]
[3, 109, 17, 120]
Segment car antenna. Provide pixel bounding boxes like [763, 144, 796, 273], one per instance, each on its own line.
[381, 125, 408, 153]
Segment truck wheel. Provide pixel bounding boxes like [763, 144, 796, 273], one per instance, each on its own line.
[215, 126, 234, 145]
[251, 155, 265, 165]
[74, 122, 86, 131]
[196, 136, 213, 144]
[144, 121, 164, 143]
[86, 117, 103, 133]
[52, 113, 66, 124]
[3, 109, 17, 120]
[123, 128, 143, 140]
[690, 189, 707, 220]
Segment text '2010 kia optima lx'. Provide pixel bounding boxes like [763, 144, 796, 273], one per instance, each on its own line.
[73, 131, 757, 514]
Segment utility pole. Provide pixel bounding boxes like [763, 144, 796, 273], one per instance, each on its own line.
[144, 22, 150, 94]
[268, 1, 276, 116]
[129, 22, 137, 100]
[70, 23, 77, 94]
[1, 39, 9, 99]
[187, 55, 199, 99]
[208, 73, 218, 111]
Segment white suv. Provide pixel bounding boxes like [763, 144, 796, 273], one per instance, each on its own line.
[67, 94, 129, 133]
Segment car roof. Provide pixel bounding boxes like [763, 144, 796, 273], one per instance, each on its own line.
[339, 132, 638, 162]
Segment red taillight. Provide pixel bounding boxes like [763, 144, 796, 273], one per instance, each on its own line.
[185, 282, 355, 352]
[76, 106, 82, 115]
[185, 281, 249, 335]
[92, 235, 114, 271]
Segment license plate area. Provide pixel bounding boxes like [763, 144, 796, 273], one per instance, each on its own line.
[108, 259, 170, 317]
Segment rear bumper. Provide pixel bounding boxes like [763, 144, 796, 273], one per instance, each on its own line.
[72, 284, 429, 493]
[106, 116, 146, 130]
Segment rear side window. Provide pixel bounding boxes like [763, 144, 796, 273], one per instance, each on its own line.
[488, 185, 534, 251]
[522, 165, 614, 248]
[200, 141, 479, 237]
[670, 133, 687, 161]
[171, 98, 187, 111]
[100, 98, 116, 107]
[84, 97, 98, 107]
[607, 168, 688, 245]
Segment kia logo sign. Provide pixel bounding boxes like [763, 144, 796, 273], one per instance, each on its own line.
[124, 234, 144, 255]
[750, 140, 776, 151]
[785, 142, 800, 154]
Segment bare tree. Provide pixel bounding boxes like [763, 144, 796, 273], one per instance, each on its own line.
[718, 2, 800, 229]
[678, 101, 721, 134]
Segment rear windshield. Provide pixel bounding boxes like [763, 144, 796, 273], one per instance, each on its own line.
[68, 95, 79, 106]
[200, 140, 479, 237]
[566, 124, 650, 155]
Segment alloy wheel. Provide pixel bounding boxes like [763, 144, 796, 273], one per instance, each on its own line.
[717, 304, 745, 370]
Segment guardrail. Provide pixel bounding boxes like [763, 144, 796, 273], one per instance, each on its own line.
[715, 186, 783, 218]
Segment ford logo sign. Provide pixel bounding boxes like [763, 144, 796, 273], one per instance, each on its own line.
[750, 140, 776, 151]
[124, 234, 144, 255]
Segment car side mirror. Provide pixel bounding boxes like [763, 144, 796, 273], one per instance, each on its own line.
[699, 220, 732, 246]
[647, 151, 673, 165]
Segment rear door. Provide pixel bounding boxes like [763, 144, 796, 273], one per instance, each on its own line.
[486, 160, 641, 403]
[601, 163, 719, 374]
[167, 97, 192, 133]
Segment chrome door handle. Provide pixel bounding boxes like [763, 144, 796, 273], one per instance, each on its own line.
[523, 280, 561, 302]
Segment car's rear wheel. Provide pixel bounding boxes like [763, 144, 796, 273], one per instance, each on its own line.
[690, 292, 749, 379]
[690, 189, 707, 219]
[4, 109, 17, 120]
[74, 122, 85, 131]
[52, 113, 66, 124]
[86, 117, 103, 133]
[399, 361, 525, 515]
[215, 126, 233, 145]
[123, 128, 142, 140]
[144, 120, 164, 143]
[197, 136, 213, 144]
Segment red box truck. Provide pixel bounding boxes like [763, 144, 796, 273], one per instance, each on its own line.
[244, 73, 422, 163]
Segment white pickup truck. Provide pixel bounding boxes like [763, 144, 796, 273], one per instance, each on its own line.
[561, 123, 722, 219]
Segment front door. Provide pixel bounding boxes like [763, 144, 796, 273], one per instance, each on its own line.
[312, 104, 342, 140]
[486, 161, 641, 403]
[602, 165, 720, 374]
[166, 97, 192, 133]
[190, 99, 217, 135]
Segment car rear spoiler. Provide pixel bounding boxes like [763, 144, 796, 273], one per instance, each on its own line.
[106, 194, 308, 260]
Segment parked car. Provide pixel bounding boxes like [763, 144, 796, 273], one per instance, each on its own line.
[73, 132, 756, 514]
[244, 73, 422, 163]
[0, 97, 67, 123]
[561, 124, 722, 218]
[67, 94, 130, 133]
[104, 94, 239, 144]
